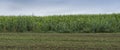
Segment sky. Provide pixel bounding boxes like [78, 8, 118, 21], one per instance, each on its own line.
[0, 0, 120, 16]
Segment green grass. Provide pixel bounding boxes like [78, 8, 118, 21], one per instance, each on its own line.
[0, 33, 120, 50]
[0, 14, 120, 33]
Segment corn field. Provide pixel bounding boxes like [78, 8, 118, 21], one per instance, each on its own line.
[0, 14, 120, 33]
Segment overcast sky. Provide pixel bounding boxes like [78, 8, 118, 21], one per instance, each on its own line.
[0, 0, 120, 16]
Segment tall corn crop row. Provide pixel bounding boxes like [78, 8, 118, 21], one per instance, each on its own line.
[0, 14, 120, 33]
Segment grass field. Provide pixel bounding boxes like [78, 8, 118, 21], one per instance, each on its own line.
[0, 33, 120, 50]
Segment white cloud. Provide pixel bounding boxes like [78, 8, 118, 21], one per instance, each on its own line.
[0, 0, 120, 16]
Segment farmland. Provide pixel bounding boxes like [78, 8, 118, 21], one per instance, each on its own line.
[0, 14, 120, 50]
[0, 14, 120, 33]
[0, 33, 120, 50]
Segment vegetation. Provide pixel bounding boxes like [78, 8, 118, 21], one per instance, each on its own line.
[0, 14, 120, 50]
[0, 14, 120, 33]
[0, 33, 120, 50]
